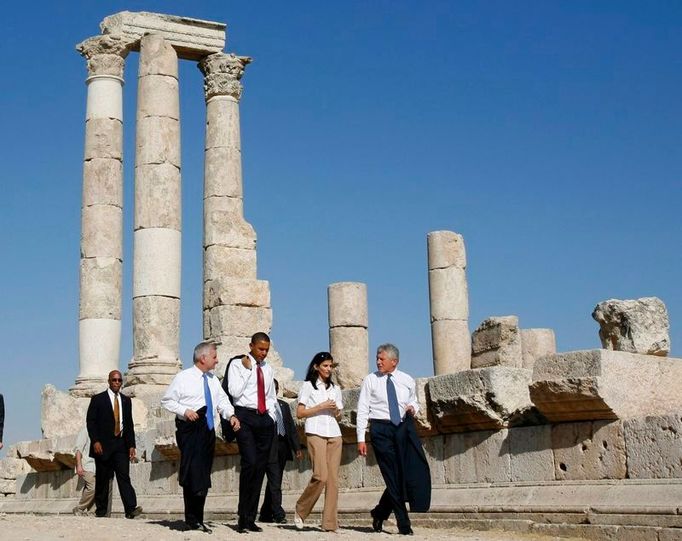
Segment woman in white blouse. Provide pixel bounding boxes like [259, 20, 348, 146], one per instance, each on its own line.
[294, 352, 343, 532]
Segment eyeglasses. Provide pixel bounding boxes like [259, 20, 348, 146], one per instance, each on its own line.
[110, 378, 123, 382]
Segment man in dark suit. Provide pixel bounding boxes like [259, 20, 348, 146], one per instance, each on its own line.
[86, 370, 142, 519]
[259, 379, 302, 524]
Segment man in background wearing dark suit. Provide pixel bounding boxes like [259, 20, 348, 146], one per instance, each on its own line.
[259, 379, 302, 524]
[86, 370, 142, 519]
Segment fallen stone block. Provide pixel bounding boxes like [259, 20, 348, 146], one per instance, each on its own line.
[41, 385, 90, 440]
[592, 297, 670, 356]
[427, 367, 539, 432]
[521, 328, 556, 370]
[471, 316, 522, 368]
[531, 350, 682, 422]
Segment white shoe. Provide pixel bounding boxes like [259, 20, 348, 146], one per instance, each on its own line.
[294, 512, 304, 530]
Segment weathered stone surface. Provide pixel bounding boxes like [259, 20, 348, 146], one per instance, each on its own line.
[79, 257, 122, 319]
[0, 458, 32, 480]
[137, 74, 179, 119]
[471, 316, 522, 368]
[328, 282, 368, 328]
[76, 34, 132, 78]
[204, 245, 257, 280]
[530, 350, 682, 423]
[132, 295, 180, 363]
[204, 305, 273, 339]
[133, 228, 181, 298]
[81, 204, 122, 259]
[552, 420, 627, 480]
[82, 158, 123, 207]
[431, 319, 471, 374]
[200, 53, 251, 101]
[444, 429, 511, 483]
[427, 230, 466, 270]
[204, 278, 270, 310]
[428, 267, 469, 321]
[137, 33, 179, 77]
[84, 118, 122, 160]
[0, 479, 16, 494]
[337, 389, 361, 443]
[329, 326, 368, 389]
[41, 385, 90, 440]
[101, 11, 226, 61]
[76, 318, 121, 394]
[134, 163, 181, 230]
[592, 297, 670, 356]
[624, 414, 682, 479]
[135, 115, 181, 167]
[428, 367, 535, 432]
[521, 328, 556, 370]
[204, 147, 242, 198]
[204, 95, 241, 150]
[414, 377, 436, 435]
[510, 425, 555, 481]
[203, 196, 256, 249]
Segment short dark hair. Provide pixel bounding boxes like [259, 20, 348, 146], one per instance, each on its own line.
[251, 332, 271, 344]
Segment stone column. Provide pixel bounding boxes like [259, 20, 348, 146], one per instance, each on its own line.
[328, 282, 368, 389]
[127, 34, 182, 390]
[199, 53, 292, 382]
[72, 35, 131, 397]
[427, 230, 471, 374]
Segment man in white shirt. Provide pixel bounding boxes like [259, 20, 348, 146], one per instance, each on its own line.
[73, 426, 97, 515]
[162, 341, 240, 533]
[357, 343, 430, 536]
[227, 332, 277, 533]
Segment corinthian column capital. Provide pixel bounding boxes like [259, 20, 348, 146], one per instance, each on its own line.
[76, 34, 134, 78]
[199, 52, 252, 101]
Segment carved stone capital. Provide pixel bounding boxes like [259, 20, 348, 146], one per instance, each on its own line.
[76, 34, 134, 78]
[199, 52, 252, 101]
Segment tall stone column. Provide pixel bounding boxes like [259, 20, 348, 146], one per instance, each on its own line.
[199, 53, 292, 382]
[72, 35, 131, 397]
[127, 34, 182, 391]
[427, 230, 471, 374]
[328, 282, 368, 389]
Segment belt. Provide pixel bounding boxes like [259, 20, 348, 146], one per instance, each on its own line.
[370, 418, 402, 425]
[235, 405, 268, 416]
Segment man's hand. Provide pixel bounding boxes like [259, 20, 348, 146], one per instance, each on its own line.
[93, 441, 103, 455]
[358, 442, 367, 457]
[76, 465, 85, 477]
[295, 449, 303, 460]
[406, 405, 415, 417]
[230, 416, 241, 431]
[184, 409, 199, 421]
[241, 355, 252, 370]
[129, 447, 136, 462]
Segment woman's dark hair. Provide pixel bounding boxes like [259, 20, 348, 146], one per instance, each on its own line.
[304, 351, 335, 390]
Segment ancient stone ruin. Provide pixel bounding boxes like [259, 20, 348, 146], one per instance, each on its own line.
[1, 11, 681, 540]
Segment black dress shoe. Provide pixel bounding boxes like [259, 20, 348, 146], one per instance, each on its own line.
[370, 510, 383, 533]
[247, 523, 263, 532]
[186, 522, 212, 534]
[274, 516, 288, 524]
[236, 520, 249, 534]
[398, 526, 414, 535]
[125, 506, 143, 519]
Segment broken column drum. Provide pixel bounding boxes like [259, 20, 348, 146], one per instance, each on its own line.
[328, 282, 368, 389]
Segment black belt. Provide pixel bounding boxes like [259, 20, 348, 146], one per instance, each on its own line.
[235, 405, 268, 416]
[370, 418, 402, 425]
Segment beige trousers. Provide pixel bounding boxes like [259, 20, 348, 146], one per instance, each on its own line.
[295, 434, 342, 531]
[74, 471, 96, 511]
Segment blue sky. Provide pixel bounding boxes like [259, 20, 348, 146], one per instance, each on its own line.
[1, 1, 680, 452]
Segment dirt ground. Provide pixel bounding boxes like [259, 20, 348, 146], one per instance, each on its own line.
[0, 513, 577, 541]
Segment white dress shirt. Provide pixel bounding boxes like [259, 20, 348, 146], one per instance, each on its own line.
[107, 388, 124, 435]
[227, 354, 277, 421]
[297, 379, 343, 438]
[356, 369, 419, 443]
[161, 365, 235, 423]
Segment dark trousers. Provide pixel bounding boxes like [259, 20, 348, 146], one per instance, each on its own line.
[183, 486, 207, 525]
[370, 421, 410, 529]
[259, 433, 289, 521]
[93, 437, 137, 516]
[235, 407, 275, 523]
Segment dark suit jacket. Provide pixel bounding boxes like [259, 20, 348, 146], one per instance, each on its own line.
[86, 390, 135, 460]
[278, 398, 301, 461]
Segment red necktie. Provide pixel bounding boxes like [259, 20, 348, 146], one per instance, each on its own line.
[256, 364, 266, 414]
